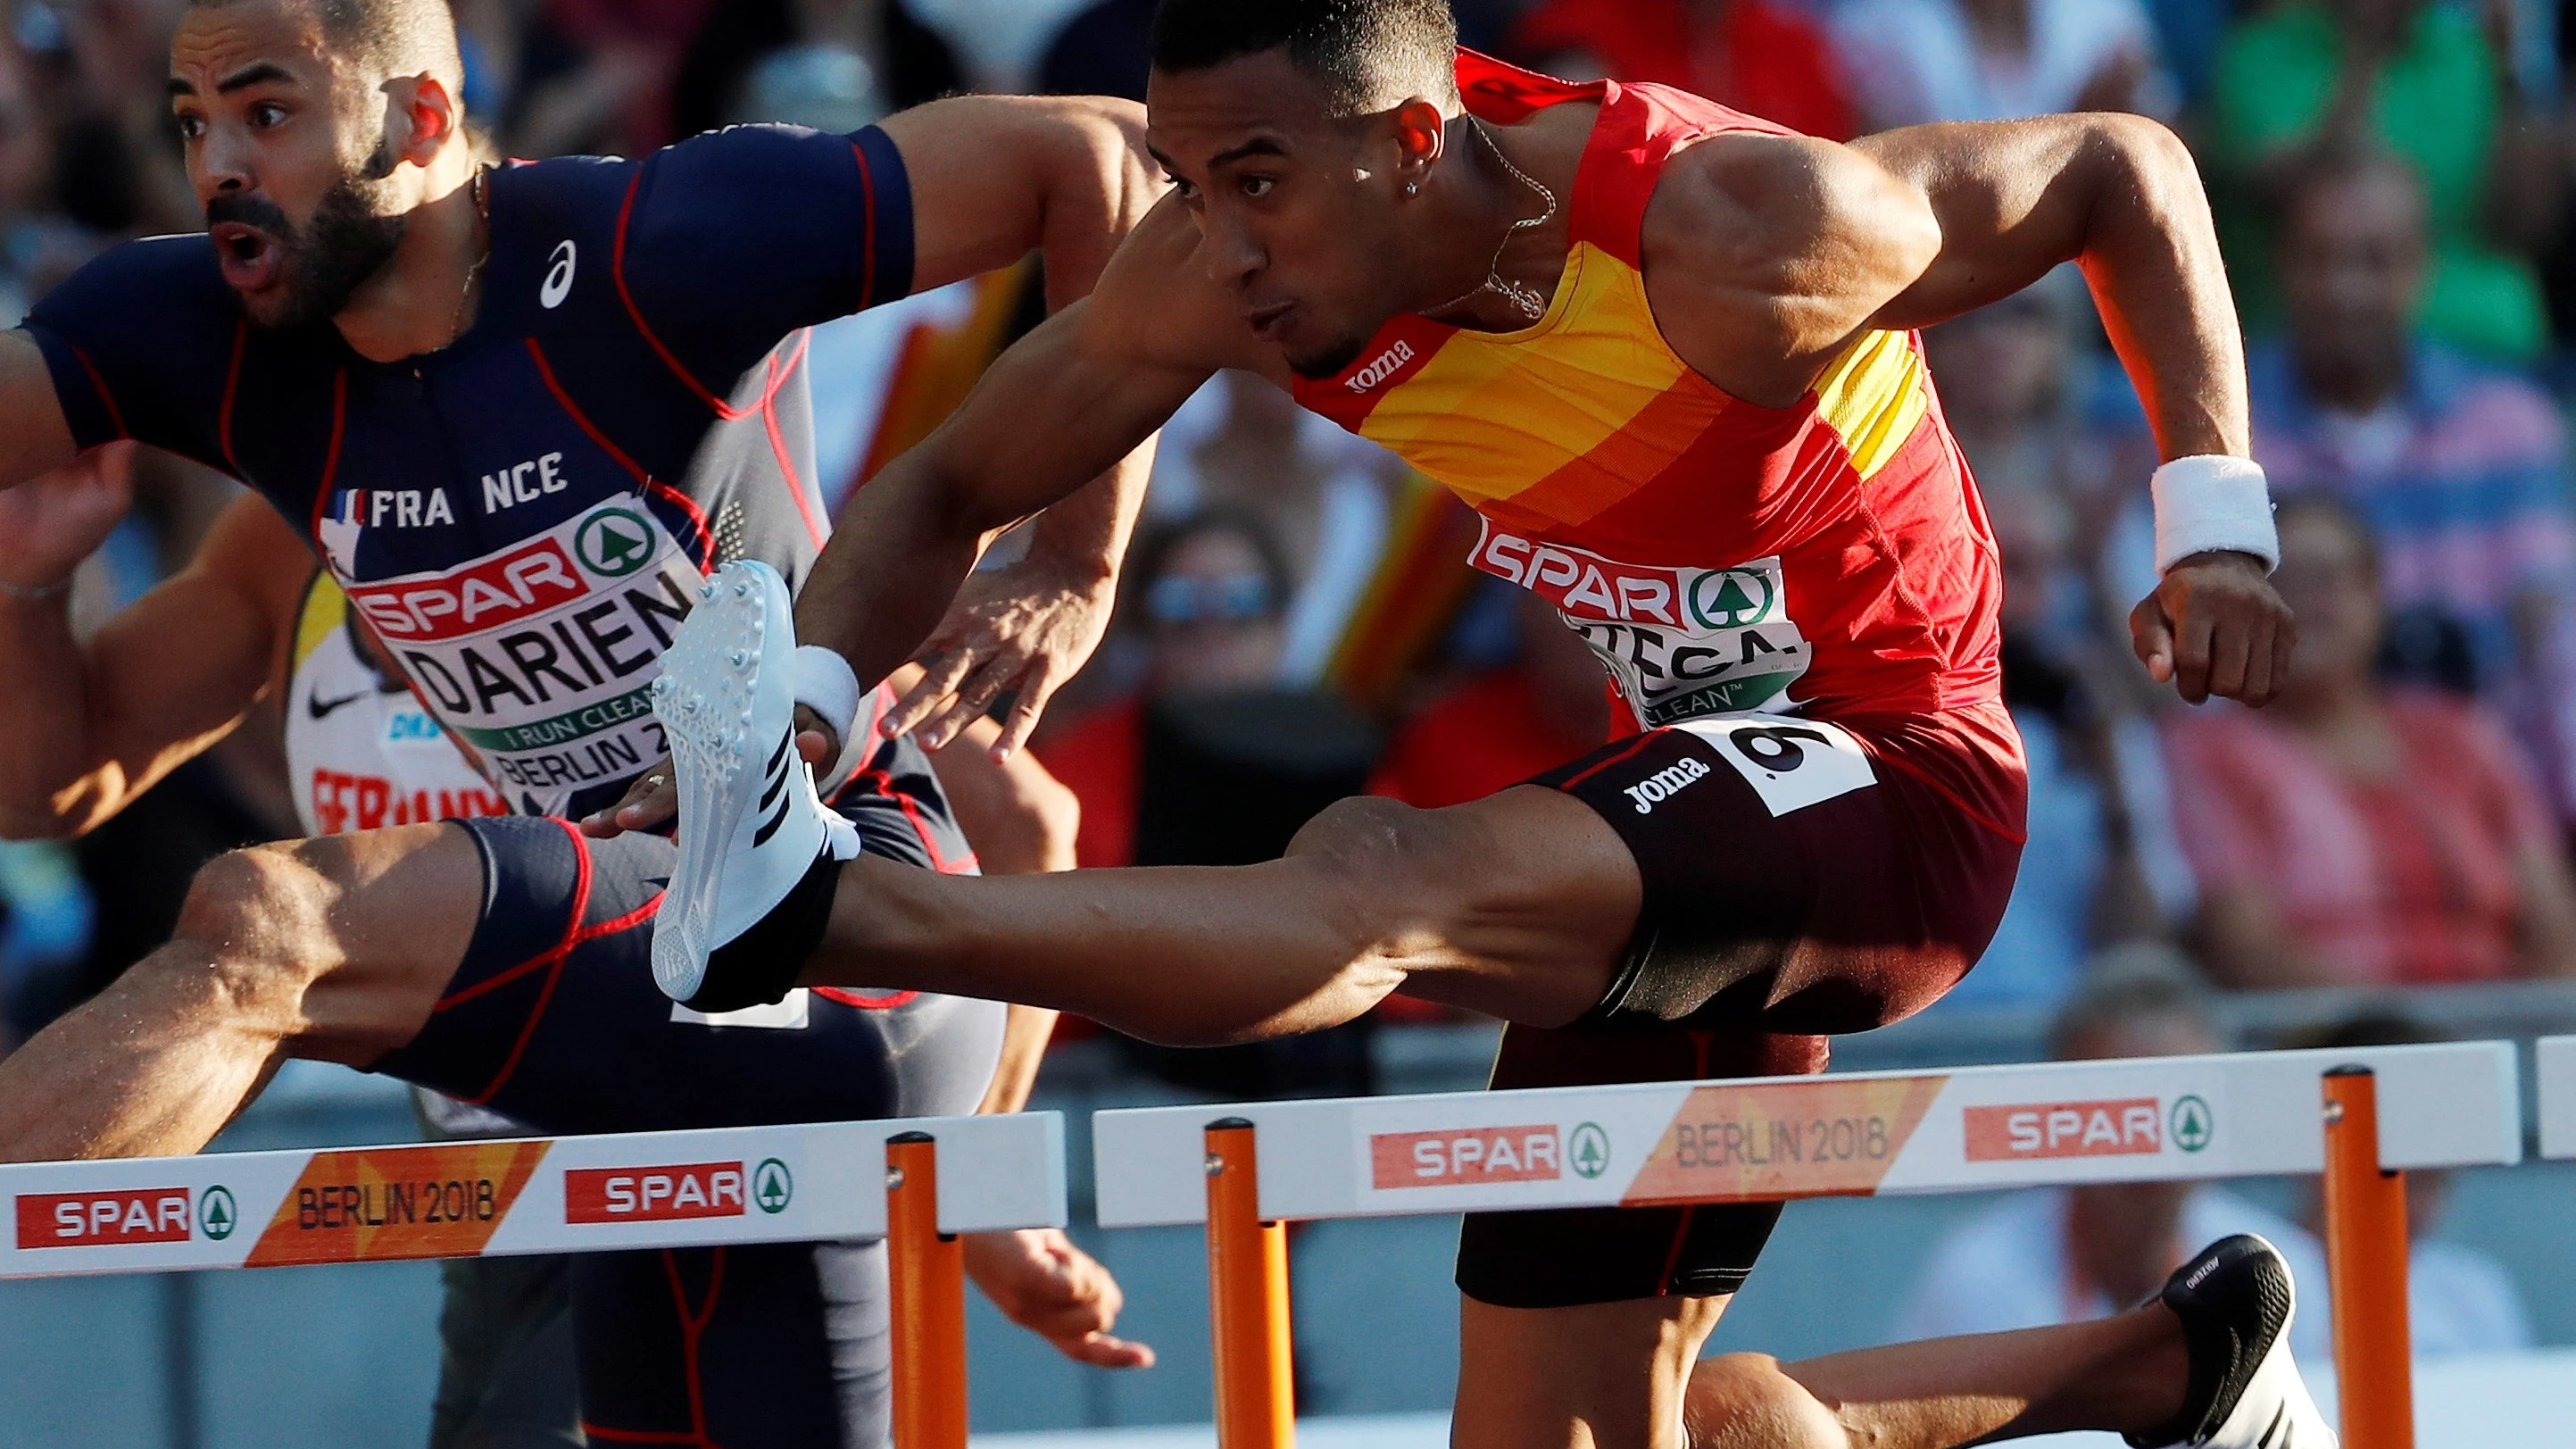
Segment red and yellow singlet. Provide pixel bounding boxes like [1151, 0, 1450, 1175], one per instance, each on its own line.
[1294, 53, 2019, 810]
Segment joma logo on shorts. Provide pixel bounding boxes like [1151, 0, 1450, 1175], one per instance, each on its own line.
[1623, 756, 1711, 814]
[1345, 339, 1415, 393]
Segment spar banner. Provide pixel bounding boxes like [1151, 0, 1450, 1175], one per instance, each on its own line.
[3, 1112, 1064, 1280]
[1093, 1043, 2520, 1227]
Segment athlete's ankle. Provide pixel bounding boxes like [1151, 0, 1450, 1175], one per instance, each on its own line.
[2095, 1303, 2191, 1437]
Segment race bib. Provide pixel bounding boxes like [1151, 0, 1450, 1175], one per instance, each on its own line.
[1468, 521, 1811, 726]
[335, 495, 701, 815]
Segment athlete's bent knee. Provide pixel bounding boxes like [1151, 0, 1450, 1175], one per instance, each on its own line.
[170, 841, 350, 1028]
[1285, 795, 1461, 943]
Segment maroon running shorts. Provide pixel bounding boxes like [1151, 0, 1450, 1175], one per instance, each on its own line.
[1454, 703, 2026, 1309]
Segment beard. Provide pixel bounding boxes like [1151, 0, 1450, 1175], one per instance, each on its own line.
[207, 171, 408, 330]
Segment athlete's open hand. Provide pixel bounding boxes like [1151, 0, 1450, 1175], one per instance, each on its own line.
[0, 443, 134, 593]
[2130, 551, 2295, 706]
[882, 556, 1117, 761]
[963, 1227, 1155, 1370]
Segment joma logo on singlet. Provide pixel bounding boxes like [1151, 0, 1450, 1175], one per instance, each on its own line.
[1622, 756, 1710, 814]
[1344, 339, 1415, 393]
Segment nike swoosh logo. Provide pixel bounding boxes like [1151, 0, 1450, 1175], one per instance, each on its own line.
[307, 689, 370, 720]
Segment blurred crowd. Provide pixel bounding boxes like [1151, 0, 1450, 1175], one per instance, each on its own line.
[8, 0, 2576, 1090]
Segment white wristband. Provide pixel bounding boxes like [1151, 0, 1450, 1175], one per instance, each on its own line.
[792, 645, 865, 746]
[2151, 454, 2278, 574]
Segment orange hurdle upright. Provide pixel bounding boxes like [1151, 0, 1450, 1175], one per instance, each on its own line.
[887, 1131, 970, 1449]
[1205, 1118, 1294, 1449]
[2322, 1067, 2413, 1449]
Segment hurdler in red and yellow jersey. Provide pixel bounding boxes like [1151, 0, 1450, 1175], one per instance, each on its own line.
[1295, 54, 2013, 779]
[1285, 52, 2028, 1313]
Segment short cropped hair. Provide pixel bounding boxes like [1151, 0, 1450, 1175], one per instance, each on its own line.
[1149, 0, 1458, 114]
[193, 0, 465, 93]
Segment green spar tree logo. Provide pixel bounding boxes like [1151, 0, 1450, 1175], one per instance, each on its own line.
[198, 1186, 237, 1241]
[1686, 570, 1773, 629]
[753, 1159, 794, 1214]
[575, 508, 655, 579]
[1567, 1123, 1611, 1180]
[2169, 1095, 2214, 1153]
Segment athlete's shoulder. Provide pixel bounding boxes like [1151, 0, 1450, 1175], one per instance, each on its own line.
[1639, 129, 1940, 391]
[1642, 129, 1908, 281]
[639, 121, 889, 194]
[485, 151, 640, 235]
[27, 232, 235, 335]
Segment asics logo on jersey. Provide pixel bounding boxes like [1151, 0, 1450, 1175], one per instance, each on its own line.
[1344, 339, 1414, 393]
[1622, 755, 1710, 814]
[752, 731, 795, 847]
[541, 241, 578, 309]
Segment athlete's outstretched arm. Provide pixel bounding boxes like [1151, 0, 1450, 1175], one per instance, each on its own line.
[881, 95, 1160, 309]
[796, 290, 1209, 695]
[876, 96, 1168, 757]
[0, 477, 308, 839]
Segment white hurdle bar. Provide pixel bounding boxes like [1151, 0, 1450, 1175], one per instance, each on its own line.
[0, 1112, 1066, 1449]
[1096, 1044, 2522, 1449]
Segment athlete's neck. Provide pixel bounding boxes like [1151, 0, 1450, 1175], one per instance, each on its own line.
[1409, 108, 1583, 334]
[334, 149, 487, 365]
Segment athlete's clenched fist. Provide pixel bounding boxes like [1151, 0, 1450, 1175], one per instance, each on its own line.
[2130, 551, 2296, 706]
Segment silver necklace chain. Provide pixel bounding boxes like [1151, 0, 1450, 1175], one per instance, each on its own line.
[1425, 117, 1560, 323]
[446, 167, 490, 348]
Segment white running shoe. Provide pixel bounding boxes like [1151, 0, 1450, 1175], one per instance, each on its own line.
[2131, 1235, 2337, 1449]
[648, 560, 857, 1007]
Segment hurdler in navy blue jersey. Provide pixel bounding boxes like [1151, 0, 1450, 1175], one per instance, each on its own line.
[29, 122, 917, 820]
[0, 0, 1162, 1441]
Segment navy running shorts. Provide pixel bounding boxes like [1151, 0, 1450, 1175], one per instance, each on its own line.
[1454, 706, 2026, 1309]
[373, 735, 1003, 1447]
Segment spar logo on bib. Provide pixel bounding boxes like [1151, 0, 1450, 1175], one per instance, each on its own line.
[1468, 522, 1811, 724]
[334, 496, 703, 816]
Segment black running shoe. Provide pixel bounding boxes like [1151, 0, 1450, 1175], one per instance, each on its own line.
[2128, 1235, 2337, 1449]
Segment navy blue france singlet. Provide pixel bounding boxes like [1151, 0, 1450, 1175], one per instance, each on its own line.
[22, 123, 915, 820]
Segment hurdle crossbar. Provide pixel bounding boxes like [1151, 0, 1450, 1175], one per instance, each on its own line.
[1093, 1043, 2517, 1226]
[0, 1112, 1064, 1278]
[1101, 1045, 2515, 1449]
